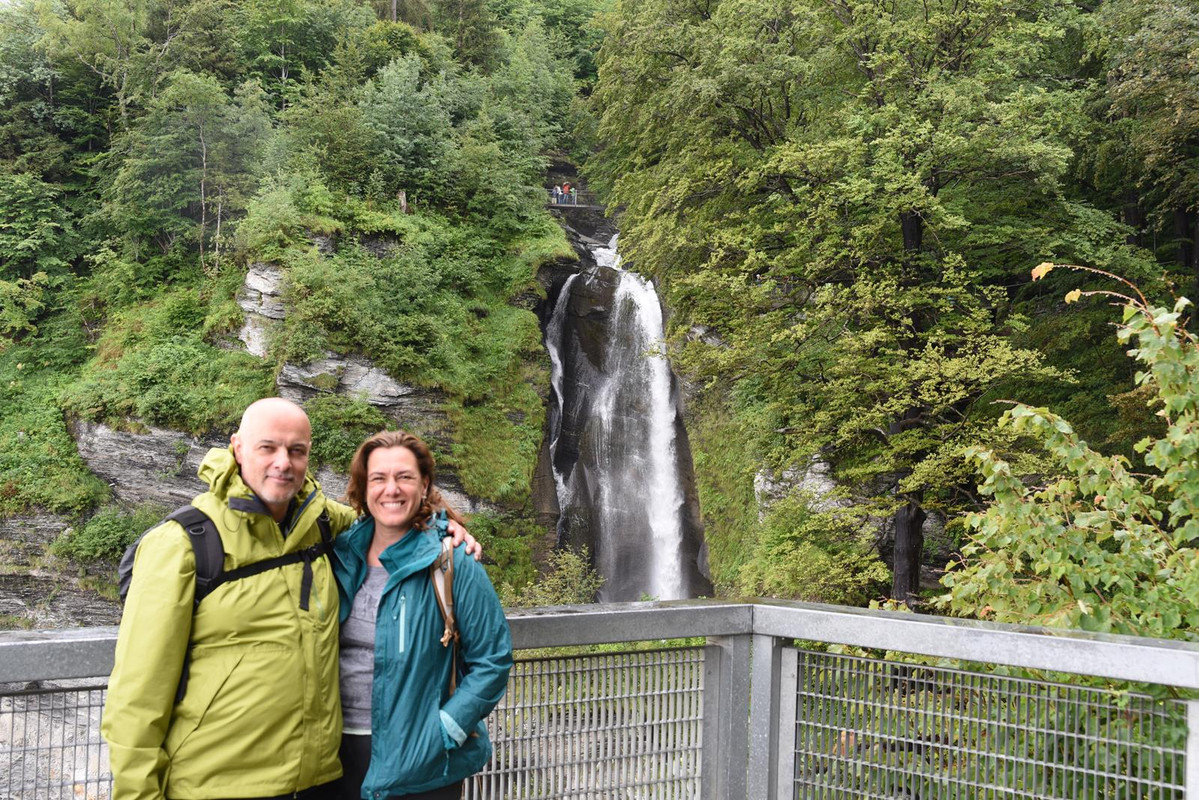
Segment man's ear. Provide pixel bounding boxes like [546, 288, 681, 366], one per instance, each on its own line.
[230, 432, 242, 463]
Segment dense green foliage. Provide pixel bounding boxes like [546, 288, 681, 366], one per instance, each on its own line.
[590, 0, 1190, 608]
[50, 502, 168, 562]
[0, 0, 586, 590]
[941, 269, 1199, 640]
[61, 289, 274, 433]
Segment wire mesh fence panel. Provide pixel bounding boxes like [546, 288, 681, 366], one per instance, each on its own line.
[468, 647, 705, 800]
[0, 682, 111, 800]
[789, 649, 1187, 800]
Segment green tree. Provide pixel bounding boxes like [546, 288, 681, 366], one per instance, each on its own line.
[103, 70, 269, 268]
[590, 0, 1142, 604]
[36, 0, 190, 126]
[940, 266, 1199, 639]
[1088, 0, 1199, 282]
[0, 173, 79, 341]
[359, 54, 459, 203]
[433, 0, 500, 68]
[0, 0, 74, 176]
[237, 0, 374, 104]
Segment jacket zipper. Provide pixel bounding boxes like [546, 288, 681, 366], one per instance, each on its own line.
[398, 594, 407, 654]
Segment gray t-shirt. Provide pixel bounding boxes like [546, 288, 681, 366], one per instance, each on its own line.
[339, 565, 388, 733]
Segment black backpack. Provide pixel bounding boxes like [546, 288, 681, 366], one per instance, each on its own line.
[117, 503, 333, 698]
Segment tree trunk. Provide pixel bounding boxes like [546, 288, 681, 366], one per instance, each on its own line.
[1173, 207, 1193, 269]
[213, 190, 223, 272]
[198, 126, 208, 270]
[1122, 190, 1143, 247]
[1192, 211, 1199, 281]
[891, 212, 926, 607]
[900, 210, 923, 253]
[891, 496, 926, 606]
[391, 0, 397, 22]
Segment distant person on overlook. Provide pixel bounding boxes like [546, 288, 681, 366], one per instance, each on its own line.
[332, 430, 511, 800]
[102, 397, 479, 800]
[552, 184, 561, 204]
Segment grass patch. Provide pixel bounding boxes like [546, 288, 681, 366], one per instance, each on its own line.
[306, 394, 390, 472]
[0, 613, 33, 630]
[61, 288, 273, 434]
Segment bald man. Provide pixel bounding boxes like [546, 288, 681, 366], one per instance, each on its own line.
[102, 399, 478, 800]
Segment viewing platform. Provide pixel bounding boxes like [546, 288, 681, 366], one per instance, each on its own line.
[3, 599, 1199, 798]
[547, 190, 603, 210]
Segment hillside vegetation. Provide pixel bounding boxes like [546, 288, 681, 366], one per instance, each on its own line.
[4, 0, 1199, 633]
[589, 0, 1199, 619]
[0, 0, 599, 593]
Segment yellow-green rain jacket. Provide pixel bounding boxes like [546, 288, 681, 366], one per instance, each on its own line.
[101, 446, 357, 800]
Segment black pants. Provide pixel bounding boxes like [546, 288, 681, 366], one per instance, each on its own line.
[337, 733, 463, 800]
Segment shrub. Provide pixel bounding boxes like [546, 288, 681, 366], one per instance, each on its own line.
[939, 265, 1199, 639]
[51, 502, 169, 563]
[305, 394, 390, 472]
[501, 547, 604, 607]
[734, 492, 890, 606]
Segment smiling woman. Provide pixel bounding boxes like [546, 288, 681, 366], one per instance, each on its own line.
[365, 446, 426, 542]
[333, 430, 511, 800]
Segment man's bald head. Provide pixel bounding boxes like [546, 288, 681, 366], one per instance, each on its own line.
[230, 398, 312, 521]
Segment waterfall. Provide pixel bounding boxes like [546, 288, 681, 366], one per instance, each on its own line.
[545, 234, 693, 601]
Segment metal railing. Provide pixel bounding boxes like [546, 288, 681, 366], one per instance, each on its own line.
[547, 190, 600, 208]
[2, 600, 1199, 799]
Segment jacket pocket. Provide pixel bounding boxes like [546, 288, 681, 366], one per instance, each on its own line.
[391, 704, 450, 787]
[164, 651, 245, 758]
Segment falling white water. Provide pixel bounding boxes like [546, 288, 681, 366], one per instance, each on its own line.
[547, 235, 686, 600]
[545, 273, 578, 509]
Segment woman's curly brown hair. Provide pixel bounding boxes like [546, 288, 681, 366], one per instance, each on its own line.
[344, 430, 463, 530]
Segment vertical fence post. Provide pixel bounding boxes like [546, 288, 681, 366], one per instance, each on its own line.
[703, 635, 752, 800]
[1187, 699, 1199, 798]
[776, 647, 798, 800]
[746, 634, 784, 800]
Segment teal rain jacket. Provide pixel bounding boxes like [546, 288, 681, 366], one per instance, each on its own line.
[332, 514, 512, 798]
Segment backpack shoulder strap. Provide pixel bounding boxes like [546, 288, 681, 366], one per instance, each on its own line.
[430, 537, 459, 695]
[204, 507, 334, 610]
[316, 508, 332, 544]
[166, 505, 223, 605]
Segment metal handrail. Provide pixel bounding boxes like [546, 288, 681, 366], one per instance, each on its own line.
[4, 599, 1199, 687]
